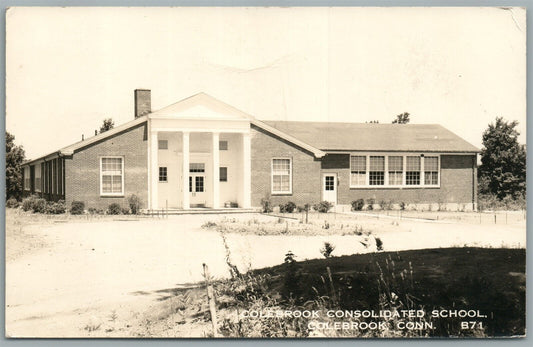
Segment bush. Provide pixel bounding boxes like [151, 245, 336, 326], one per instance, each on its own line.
[21, 195, 47, 213]
[260, 198, 273, 213]
[6, 197, 19, 208]
[399, 201, 406, 210]
[366, 198, 375, 211]
[108, 203, 122, 215]
[313, 201, 333, 213]
[70, 201, 85, 215]
[121, 207, 131, 215]
[46, 200, 66, 214]
[320, 242, 336, 258]
[88, 207, 105, 215]
[127, 194, 141, 215]
[351, 199, 364, 211]
[21, 195, 39, 212]
[280, 201, 296, 213]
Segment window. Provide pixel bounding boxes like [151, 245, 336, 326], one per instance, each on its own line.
[220, 167, 228, 182]
[24, 166, 30, 190]
[424, 156, 439, 185]
[325, 176, 335, 191]
[369, 156, 385, 185]
[195, 176, 204, 192]
[35, 166, 42, 192]
[350, 156, 366, 186]
[272, 158, 291, 194]
[189, 163, 205, 172]
[219, 141, 228, 150]
[158, 140, 168, 150]
[159, 167, 167, 182]
[406, 156, 421, 185]
[101, 157, 123, 195]
[388, 156, 403, 185]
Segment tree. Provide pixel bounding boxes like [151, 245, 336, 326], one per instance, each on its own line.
[392, 112, 410, 124]
[99, 118, 114, 133]
[5, 132, 25, 200]
[478, 117, 526, 199]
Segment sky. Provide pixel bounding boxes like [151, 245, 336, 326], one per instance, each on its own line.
[6, 7, 526, 159]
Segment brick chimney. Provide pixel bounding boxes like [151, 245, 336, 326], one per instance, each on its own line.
[134, 89, 151, 118]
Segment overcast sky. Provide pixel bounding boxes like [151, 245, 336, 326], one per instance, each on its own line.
[6, 7, 526, 159]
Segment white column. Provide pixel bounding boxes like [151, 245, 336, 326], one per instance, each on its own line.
[212, 132, 220, 209]
[242, 132, 251, 208]
[150, 131, 159, 210]
[182, 131, 190, 209]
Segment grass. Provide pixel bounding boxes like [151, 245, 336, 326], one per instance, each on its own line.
[248, 247, 525, 337]
[135, 247, 525, 338]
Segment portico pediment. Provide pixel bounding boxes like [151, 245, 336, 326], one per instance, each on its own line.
[149, 92, 255, 122]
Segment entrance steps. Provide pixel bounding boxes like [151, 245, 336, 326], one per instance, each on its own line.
[142, 208, 257, 216]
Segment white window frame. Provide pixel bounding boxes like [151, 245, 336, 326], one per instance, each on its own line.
[349, 153, 440, 188]
[100, 156, 125, 196]
[271, 157, 292, 195]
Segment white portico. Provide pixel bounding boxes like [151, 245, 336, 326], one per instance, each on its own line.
[147, 93, 252, 210]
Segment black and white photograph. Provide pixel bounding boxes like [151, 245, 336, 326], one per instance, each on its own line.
[4, 6, 527, 338]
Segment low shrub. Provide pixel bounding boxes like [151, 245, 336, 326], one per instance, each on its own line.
[260, 198, 273, 213]
[366, 198, 375, 211]
[351, 199, 364, 211]
[280, 201, 296, 213]
[46, 200, 66, 214]
[70, 201, 85, 215]
[379, 200, 392, 210]
[107, 203, 122, 215]
[313, 201, 333, 213]
[399, 201, 406, 210]
[127, 194, 141, 215]
[121, 207, 131, 215]
[22, 195, 40, 212]
[88, 207, 105, 215]
[320, 241, 335, 258]
[6, 197, 19, 208]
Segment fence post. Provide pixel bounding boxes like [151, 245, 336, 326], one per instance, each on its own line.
[202, 263, 219, 337]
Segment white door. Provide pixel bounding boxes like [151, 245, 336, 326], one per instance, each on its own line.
[322, 173, 337, 205]
[189, 163, 207, 207]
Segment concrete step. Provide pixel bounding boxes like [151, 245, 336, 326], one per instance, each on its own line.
[142, 208, 257, 215]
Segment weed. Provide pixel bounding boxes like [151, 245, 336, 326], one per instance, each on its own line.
[320, 242, 335, 258]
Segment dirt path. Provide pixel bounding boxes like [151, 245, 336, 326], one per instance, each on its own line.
[5, 213, 525, 337]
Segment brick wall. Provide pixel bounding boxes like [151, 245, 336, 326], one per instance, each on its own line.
[322, 154, 476, 206]
[64, 122, 148, 210]
[251, 125, 322, 207]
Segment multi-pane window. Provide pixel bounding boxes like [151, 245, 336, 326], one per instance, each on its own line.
[369, 156, 385, 185]
[388, 156, 403, 185]
[189, 163, 205, 172]
[406, 156, 421, 185]
[350, 156, 366, 186]
[424, 156, 439, 185]
[325, 176, 335, 191]
[220, 167, 228, 182]
[158, 140, 168, 150]
[272, 158, 291, 193]
[159, 167, 167, 182]
[219, 141, 228, 150]
[101, 157, 123, 195]
[195, 176, 205, 192]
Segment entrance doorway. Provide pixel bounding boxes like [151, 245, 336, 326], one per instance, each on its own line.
[322, 173, 337, 205]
